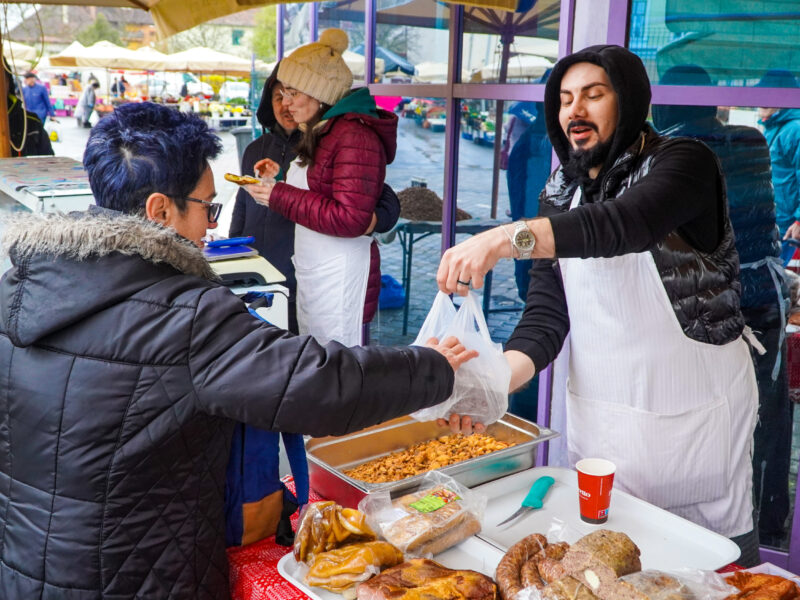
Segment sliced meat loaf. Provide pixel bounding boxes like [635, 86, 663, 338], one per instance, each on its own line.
[559, 530, 641, 598]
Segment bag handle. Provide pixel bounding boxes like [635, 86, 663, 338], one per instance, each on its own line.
[462, 292, 493, 342]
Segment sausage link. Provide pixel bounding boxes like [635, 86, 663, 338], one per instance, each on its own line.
[496, 533, 547, 600]
[520, 557, 544, 589]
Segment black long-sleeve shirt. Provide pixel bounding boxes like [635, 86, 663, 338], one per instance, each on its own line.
[505, 140, 723, 371]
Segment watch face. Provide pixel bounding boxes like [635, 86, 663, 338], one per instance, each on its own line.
[515, 229, 535, 249]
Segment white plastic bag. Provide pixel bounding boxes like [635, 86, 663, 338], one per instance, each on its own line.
[411, 291, 511, 425]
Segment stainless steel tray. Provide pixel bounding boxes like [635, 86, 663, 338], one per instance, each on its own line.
[306, 413, 559, 508]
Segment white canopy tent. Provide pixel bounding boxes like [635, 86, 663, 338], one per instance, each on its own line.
[470, 54, 553, 82]
[162, 47, 263, 76]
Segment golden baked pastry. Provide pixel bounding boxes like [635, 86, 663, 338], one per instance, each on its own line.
[224, 173, 261, 185]
[294, 501, 376, 563]
[344, 433, 514, 483]
[305, 541, 404, 593]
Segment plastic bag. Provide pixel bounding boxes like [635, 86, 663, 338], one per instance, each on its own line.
[411, 291, 511, 425]
[358, 471, 486, 557]
[616, 569, 736, 600]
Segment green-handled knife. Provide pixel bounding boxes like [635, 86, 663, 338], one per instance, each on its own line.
[496, 475, 555, 527]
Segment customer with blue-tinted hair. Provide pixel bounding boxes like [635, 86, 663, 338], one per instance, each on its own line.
[0, 101, 475, 599]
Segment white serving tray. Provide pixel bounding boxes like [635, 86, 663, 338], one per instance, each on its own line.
[277, 535, 504, 600]
[474, 466, 740, 572]
[276, 466, 740, 599]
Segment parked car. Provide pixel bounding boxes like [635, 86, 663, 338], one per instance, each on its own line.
[218, 81, 250, 104]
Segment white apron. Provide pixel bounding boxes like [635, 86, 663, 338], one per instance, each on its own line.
[561, 187, 758, 537]
[286, 157, 372, 346]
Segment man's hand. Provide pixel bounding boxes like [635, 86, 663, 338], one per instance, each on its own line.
[785, 221, 800, 241]
[436, 414, 486, 436]
[253, 158, 281, 179]
[437, 227, 511, 295]
[50, 117, 59, 124]
[425, 335, 478, 371]
[245, 181, 275, 207]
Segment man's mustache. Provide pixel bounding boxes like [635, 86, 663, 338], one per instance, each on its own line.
[568, 120, 598, 133]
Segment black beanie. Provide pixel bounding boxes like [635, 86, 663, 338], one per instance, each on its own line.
[544, 45, 651, 169]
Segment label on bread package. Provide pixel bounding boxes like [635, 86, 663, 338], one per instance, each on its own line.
[409, 488, 461, 513]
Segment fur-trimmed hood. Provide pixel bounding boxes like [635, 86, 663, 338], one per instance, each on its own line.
[1, 210, 217, 347]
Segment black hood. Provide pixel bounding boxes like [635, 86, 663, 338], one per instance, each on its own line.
[255, 61, 281, 132]
[544, 45, 652, 170]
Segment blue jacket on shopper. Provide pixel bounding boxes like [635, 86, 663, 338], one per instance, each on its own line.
[21, 81, 54, 123]
[762, 108, 800, 235]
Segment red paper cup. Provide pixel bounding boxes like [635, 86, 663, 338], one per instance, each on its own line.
[576, 458, 616, 524]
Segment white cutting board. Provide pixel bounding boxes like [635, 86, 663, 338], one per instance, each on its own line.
[474, 466, 740, 571]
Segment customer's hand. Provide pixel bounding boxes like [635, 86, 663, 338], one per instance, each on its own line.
[437, 226, 511, 295]
[436, 414, 486, 436]
[245, 181, 275, 207]
[425, 335, 478, 372]
[785, 221, 800, 240]
[253, 158, 281, 179]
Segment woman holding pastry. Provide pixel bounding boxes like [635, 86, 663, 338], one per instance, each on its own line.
[244, 28, 397, 346]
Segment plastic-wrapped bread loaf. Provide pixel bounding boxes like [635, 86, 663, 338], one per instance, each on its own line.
[559, 530, 641, 597]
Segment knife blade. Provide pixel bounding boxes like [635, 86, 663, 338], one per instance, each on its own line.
[496, 475, 555, 527]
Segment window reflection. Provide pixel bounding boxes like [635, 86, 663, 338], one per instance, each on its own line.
[282, 3, 312, 51]
[372, 98, 447, 345]
[654, 96, 793, 551]
[377, 0, 450, 83]
[630, 0, 800, 86]
[461, 0, 559, 84]
[318, 1, 368, 82]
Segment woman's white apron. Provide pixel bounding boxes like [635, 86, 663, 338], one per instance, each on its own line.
[561, 187, 758, 537]
[286, 158, 371, 346]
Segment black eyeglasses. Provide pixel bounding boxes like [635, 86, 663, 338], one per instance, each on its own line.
[184, 196, 222, 224]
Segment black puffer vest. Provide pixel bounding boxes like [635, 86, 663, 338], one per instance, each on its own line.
[541, 127, 745, 346]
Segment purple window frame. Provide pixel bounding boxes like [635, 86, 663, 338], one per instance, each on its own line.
[277, 0, 800, 568]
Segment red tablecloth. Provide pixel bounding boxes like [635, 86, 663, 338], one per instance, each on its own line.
[787, 331, 800, 402]
[227, 478, 321, 600]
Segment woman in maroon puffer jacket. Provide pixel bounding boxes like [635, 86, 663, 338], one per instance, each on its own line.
[247, 28, 396, 346]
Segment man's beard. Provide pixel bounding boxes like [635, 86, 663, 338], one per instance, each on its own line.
[564, 136, 614, 181]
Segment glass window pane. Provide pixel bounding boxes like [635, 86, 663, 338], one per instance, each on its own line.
[282, 3, 312, 52]
[629, 0, 800, 86]
[462, 1, 559, 84]
[377, 0, 450, 84]
[372, 98, 447, 345]
[318, 2, 367, 82]
[653, 101, 793, 551]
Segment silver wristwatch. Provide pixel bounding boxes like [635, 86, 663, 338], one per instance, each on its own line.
[505, 221, 535, 259]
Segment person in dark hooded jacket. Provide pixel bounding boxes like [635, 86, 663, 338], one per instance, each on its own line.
[245, 29, 397, 347]
[0, 101, 474, 599]
[653, 65, 791, 549]
[230, 61, 400, 334]
[438, 46, 760, 564]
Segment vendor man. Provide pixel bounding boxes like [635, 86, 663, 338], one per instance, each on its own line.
[438, 45, 759, 564]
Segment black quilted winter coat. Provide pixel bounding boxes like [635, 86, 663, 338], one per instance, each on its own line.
[0, 210, 454, 599]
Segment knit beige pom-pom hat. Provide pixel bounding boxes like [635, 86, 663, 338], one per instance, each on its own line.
[277, 29, 354, 106]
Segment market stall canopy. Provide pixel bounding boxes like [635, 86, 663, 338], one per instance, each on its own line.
[655, 0, 800, 82]
[162, 47, 262, 75]
[48, 40, 166, 70]
[342, 50, 386, 79]
[470, 53, 552, 82]
[3, 41, 37, 63]
[413, 61, 470, 83]
[0, 0, 287, 38]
